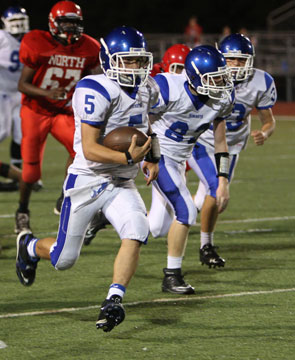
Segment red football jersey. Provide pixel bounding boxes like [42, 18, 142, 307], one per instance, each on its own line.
[150, 62, 163, 77]
[19, 30, 101, 116]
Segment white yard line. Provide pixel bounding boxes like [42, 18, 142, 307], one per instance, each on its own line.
[1, 214, 294, 223]
[1, 215, 294, 238]
[218, 215, 295, 224]
[1, 287, 295, 319]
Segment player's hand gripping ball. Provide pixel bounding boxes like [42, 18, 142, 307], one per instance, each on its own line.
[103, 126, 148, 152]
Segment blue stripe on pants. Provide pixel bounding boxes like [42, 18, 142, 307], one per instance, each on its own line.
[50, 174, 77, 267]
[192, 143, 218, 198]
[155, 156, 189, 224]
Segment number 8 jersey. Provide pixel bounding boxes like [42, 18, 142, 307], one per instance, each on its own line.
[19, 29, 100, 116]
[150, 72, 234, 162]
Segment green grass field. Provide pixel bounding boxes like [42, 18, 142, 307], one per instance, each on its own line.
[0, 117, 294, 360]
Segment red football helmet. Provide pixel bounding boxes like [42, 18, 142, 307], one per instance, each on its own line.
[150, 62, 163, 77]
[161, 44, 190, 74]
[48, 1, 83, 45]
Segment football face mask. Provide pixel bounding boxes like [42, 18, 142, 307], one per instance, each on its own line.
[1, 6, 29, 36]
[223, 54, 254, 81]
[54, 16, 83, 44]
[106, 49, 152, 87]
[219, 33, 255, 81]
[196, 65, 233, 100]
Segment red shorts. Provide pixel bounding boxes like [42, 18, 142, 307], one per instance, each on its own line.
[21, 104, 76, 183]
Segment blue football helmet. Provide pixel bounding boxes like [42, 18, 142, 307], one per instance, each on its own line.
[219, 33, 255, 81]
[1, 6, 29, 36]
[100, 26, 153, 87]
[185, 45, 233, 100]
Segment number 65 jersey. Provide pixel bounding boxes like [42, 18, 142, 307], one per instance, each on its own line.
[19, 29, 100, 116]
[197, 68, 277, 154]
[150, 72, 234, 162]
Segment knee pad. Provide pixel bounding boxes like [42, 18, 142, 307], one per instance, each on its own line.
[149, 217, 172, 238]
[50, 236, 80, 270]
[54, 257, 77, 271]
[194, 181, 209, 210]
[120, 211, 149, 242]
[176, 201, 197, 226]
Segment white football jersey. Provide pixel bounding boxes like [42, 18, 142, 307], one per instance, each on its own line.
[198, 68, 277, 154]
[0, 30, 23, 93]
[70, 74, 159, 178]
[150, 72, 234, 162]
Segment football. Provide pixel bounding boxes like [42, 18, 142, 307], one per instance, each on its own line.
[103, 126, 148, 152]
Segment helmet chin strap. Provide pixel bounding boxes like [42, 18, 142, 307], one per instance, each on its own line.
[55, 31, 77, 45]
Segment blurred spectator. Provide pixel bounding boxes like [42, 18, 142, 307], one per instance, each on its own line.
[219, 25, 231, 42]
[239, 27, 258, 47]
[184, 16, 203, 47]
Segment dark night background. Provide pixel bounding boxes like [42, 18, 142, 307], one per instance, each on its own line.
[0, 0, 294, 38]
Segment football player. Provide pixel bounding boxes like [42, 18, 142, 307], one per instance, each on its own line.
[83, 43, 191, 246]
[187, 34, 276, 267]
[15, 26, 160, 333]
[148, 45, 234, 294]
[151, 43, 190, 76]
[14, 1, 101, 234]
[0, 6, 29, 191]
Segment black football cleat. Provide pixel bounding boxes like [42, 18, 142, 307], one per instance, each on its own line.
[0, 180, 18, 192]
[84, 211, 109, 246]
[15, 210, 31, 234]
[96, 295, 125, 332]
[32, 179, 44, 192]
[199, 244, 225, 268]
[16, 230, 39, 286]
[162, 268, 195, 295]
[54, 193, 64, 215]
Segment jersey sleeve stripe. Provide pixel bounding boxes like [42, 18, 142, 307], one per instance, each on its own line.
[184, 81, 205, 111]
[76, 78, 111, 102]
[154, 74, 169, 105]
[256, 105, 273, 110]
[264, 72, 274, 91]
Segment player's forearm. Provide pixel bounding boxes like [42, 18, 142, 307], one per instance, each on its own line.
[258, 109, 276, 139]
[82, 143, 128, 165]
[18, 81, 49, 98]
[214, 134, 228, 153]
[213, 120, 228, 153]
[216, 177, 230, 213]
[261, 120, 275, 139]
